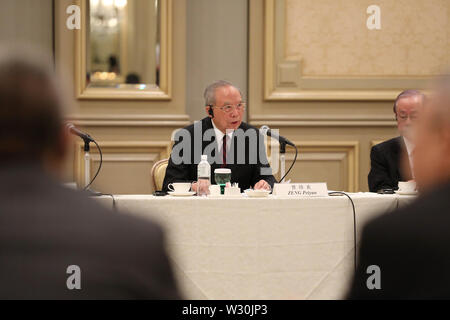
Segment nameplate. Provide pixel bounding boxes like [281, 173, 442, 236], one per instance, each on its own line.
[272, 183, 328, 197]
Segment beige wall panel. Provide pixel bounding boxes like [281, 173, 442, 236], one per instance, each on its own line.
[269, 125, 396, 192]
[248, 0, 438, 192]
[261, 0, 444, 100]
[74, 142, 170, 194]
[55, 0, 186, 114]
[186, 0, 248, 122]
[285, 0, 449, 77]
[288, 159, 344, 191]
[0, 0, 53, 52]
[55, 0, 188, 193]
[268, 142, 359, 192]
[89, 154, 158, 194]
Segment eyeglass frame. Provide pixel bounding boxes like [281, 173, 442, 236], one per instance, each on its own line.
[396, 112, 418, 122]
[208, 102, 246, 113]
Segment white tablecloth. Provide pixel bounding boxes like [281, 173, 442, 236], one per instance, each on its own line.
[98, 193, 414, 300]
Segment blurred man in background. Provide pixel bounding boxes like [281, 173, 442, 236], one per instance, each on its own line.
[368, 90, 425, 192]
[0, 48, 180, 299]
[348, 75, 450, 299]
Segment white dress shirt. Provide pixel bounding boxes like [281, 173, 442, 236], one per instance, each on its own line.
[211, 119, 233, 153]
[403, 136, 415, 179]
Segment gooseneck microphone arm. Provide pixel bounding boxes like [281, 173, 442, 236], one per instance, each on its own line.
[65, 123, 103, 191]
[280, 145, 298, 183]
[66, 123, 94, 143]
[260, 125, 295, 147]
[260, 125, 298, 183]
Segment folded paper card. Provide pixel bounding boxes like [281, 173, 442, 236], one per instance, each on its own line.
[272, 183, 328, 197]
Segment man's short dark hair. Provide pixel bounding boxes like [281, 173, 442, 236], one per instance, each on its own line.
[0, 50, 65, 162]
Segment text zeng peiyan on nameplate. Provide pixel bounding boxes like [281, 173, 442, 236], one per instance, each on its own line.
[272, 183, 328, 197]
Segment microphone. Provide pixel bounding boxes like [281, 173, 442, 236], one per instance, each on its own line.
[66, 123, 94, 142]
[260, 125, 295, 146]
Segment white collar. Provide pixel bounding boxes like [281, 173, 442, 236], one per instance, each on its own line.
[403, 136, 415, 156]
[211, 119, 234, 143]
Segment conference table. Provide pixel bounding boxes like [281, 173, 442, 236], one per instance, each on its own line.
[97, 192, 416, 300]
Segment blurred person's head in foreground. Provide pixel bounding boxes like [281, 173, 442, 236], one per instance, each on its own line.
[0, 47, 71, 175]
[414, 74, 450, 193]
[0, 48, 181, 300]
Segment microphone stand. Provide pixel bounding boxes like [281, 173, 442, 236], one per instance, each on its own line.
[260, 125, 296, 183]
[82, 138, 102, 196]
[83, 139, 91, 190]
[67, 123, 103, 197]
[280, 141, 287, 183]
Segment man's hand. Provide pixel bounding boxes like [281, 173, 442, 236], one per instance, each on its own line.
[254, 179, 271, 191]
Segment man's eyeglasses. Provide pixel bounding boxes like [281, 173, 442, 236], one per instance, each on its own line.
[397, 113, 418, 121]
[211, 102, 246, 113]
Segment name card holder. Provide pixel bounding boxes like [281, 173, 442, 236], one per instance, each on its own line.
[272, 183, 329, 197]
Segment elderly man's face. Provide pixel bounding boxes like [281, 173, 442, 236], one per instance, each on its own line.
[206, 85, 244, 133]
[396, 95, 422, 140]
[414, 97, 450, 192]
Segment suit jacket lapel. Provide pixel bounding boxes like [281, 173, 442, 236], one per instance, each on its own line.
[201, 117, 216, 151]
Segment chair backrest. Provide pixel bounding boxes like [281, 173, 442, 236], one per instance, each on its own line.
[151, 158, 169, 191]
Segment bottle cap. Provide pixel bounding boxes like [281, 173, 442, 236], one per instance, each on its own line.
[201, 155, 207, 161]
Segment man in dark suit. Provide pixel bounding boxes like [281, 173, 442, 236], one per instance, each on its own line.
[368, 136, 412, 192]
[0, 49, 180, 299]
[162, 80, 276, 193]
[368, 90, 424, 192]
[347, 75, 450, 299]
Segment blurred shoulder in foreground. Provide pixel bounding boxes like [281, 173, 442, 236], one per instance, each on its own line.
[0, 46, 180, 299]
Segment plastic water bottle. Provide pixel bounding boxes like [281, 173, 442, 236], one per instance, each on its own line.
[197, 155, 211, 196]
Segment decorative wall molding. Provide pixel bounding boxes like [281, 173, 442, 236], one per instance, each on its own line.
[249, 0, 403, 191]
[251, 115, 397, 127]
[264, 0, 432, 101]
[74, 141, 171, 191]
[66, 114, 190, 127]
[268, 141, 359, 192]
